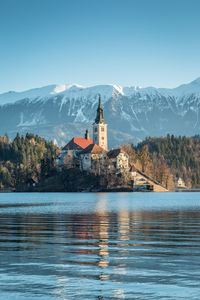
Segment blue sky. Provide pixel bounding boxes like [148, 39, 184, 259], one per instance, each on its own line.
[0, 0, 200, 92]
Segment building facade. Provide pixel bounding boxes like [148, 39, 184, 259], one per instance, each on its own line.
[80, 144, 105, 172]
[106, 149, 129, 172]
[175, 177, 186, 188]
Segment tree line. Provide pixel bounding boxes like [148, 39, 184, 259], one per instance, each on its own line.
[131, 134, 200, 188]
[0, 133, 58, 190]
[1, 132, 200, 190]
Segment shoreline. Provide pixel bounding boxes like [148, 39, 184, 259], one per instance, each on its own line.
[1, 188, 200, 193]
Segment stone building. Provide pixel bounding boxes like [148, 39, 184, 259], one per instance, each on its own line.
[56, 94, 129, 173]
[175, 177, 186, 188]
[106, 149, 129, 172]
[80, 144, 105, 172]
[56, 130, 93, 167]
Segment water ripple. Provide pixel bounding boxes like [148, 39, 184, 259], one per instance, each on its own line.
[0, 192, 200, 299]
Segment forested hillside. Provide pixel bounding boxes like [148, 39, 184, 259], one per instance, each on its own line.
[136, 134, 200, 187]
[1, 132, 200, 191]
[0, 133, 58, 190]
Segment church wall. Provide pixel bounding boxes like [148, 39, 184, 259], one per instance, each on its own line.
[116, 153, 129, 170]
[80, 154, 91, 171]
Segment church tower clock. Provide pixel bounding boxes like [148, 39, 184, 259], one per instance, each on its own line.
[93, 95, 108, 150]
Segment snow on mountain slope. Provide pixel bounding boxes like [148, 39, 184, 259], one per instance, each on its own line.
[0, 85, 57, 105]
[1, 78, 200, 106]
[0, 84, 86, 105]
[1, 77, 200, 147]
[59, 84, 121, 106]
[3, 78, 200, 106]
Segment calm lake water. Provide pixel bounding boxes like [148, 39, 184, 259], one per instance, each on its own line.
[0, 192, 200, 300]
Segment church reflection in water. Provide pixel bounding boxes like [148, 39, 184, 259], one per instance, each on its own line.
[95, 194, 110, 279]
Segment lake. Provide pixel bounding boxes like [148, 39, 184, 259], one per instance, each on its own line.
[0, 192, 200, 299]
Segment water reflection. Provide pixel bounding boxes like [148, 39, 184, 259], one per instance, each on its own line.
[0, 193, 200, 299]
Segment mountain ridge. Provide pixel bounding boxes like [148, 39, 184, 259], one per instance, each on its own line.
[0, 77, 200, 147]
[1, 77, 200, 106]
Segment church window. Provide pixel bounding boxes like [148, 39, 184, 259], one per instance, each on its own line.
[101, 127, 104, 132]
[102, 137, 104, 140]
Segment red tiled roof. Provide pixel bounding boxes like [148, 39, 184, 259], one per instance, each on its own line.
[80, 144, 105, 154]
[62, 137, 93, 151]
[107, 148, 126, 159]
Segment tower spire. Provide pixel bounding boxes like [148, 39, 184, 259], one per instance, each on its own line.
[99, 94, 102, 109]
[95, 94, 105, 124]
[93, 94, 108, 150]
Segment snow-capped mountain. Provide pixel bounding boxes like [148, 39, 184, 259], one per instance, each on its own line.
[1, 78, 200, 147]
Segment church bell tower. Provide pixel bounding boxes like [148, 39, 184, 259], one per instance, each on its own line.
[93, 95, 108, 150]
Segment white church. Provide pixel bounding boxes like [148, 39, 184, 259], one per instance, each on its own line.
[56, 95, 129, 173]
